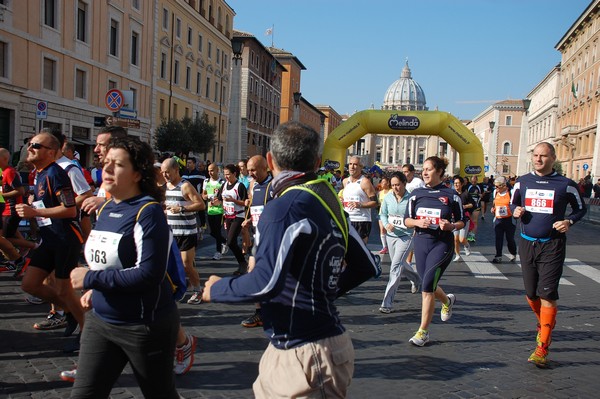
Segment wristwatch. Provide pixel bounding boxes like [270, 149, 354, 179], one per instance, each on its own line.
[568, 219, 574, 225]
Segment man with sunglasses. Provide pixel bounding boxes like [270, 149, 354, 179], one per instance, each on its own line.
[16, 132, 85, 340]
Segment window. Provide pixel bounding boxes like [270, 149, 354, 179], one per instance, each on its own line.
[160, 52, 166, 79]
[77, 1, 87, 42]
[176, 18, 181, 39]
[214, 81, 218, 102]
[131, 31, 139, 65]
[108, 79, 117, 89]
[216, 48, 220, 65]
[503, 142, 511, 155]
[505, 115, 512, 126]
[173, 103, 178, 118]
[185, 66, 191, 90]
[0, 41, 6, 78]
[159, 99, 165, 118]
[198, 34, 203, 52]
[72, 126, 89, 140]
[162, 8, 169, 30]
[132, 0, 140, 10]
[502, 164, 510, 174]
[43, 57, 56, 91]
[208, 41, 212, 59]
[44, 0, 57, 28]
[196, 71, 201, 95]
[187, 27, 192, 46]
[205, 76, 210, 99]
[173, 60, 179, 84]
[75, 68, 86, 99]
[110, 19, 119, 56]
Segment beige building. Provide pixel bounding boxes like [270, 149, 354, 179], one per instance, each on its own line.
[0, 0, 155, 164]
[555, 0, 600, 180]
[470, 100, 528, 178]
[155, 0, 235, 163]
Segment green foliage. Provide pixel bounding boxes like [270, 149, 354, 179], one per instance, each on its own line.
[553, 160, 563, 175]
[154, 114, 216, 156]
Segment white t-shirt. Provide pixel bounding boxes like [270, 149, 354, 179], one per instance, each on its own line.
[406, 176, 425, 193]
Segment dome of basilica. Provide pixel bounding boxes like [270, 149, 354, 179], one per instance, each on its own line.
[382, 61, 428, 111]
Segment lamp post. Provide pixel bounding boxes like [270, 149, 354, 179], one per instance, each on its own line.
[319, 113, 326, 148]
[516, 98, 532, 176]
[489, 120, 496, 176]
[293, 91, 301, 121]
[226, 36, 244, 164]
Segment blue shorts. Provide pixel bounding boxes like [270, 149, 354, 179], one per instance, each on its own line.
[413, 231, 453, 292]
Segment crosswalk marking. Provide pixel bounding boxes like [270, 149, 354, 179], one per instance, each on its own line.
[506, 254, 574, 286]
[461, 252, 508, 280]
[565, 258, 600, 284]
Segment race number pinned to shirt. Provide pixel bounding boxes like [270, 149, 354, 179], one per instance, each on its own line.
[223, 201, 235, 218]
[250, 205, 264, 227]
[495, 206, 509, 218]
[524, 189, 555, 214]
[388, 214, 406, 229]
[343, 195, 360, 213]
[31, 200, 52, 227]
[86, 230, 123, 270]
[416, 207, 441, 228]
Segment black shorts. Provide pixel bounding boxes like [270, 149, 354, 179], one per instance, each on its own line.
[29, 236, 82, 279]
[2, 215, 22, 238]
[174, 234, 197, 252]
[351, 221, 372, 240]
[519, 236, 566, 301]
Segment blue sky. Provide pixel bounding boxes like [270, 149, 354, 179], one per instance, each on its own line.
[227, 0, 590, 120]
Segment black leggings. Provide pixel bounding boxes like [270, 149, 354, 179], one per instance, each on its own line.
[224, 217, 247, 272]
[207, 213, 226, 252]
[494, 218, 517, 257]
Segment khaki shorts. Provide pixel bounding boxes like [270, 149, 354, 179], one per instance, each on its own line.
[253, 332, 355, 399]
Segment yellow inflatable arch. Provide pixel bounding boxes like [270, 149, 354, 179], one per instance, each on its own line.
[322, 110, 484, 180]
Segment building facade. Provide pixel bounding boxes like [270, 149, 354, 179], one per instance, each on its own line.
[555, 0, 600, 181]
[155, 0, 235, 164]
[0, 0, 155, 165]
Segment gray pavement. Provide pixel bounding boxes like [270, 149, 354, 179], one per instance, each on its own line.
[2, 215, 600, 398]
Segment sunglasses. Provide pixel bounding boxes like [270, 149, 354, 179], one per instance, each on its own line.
[495, 184, 506, 188]
[29, 142, 53, 150]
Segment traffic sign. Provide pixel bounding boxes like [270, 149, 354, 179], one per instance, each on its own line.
[583, 163, 589, 171]
[484, 165, 490, 172]
[105, 116, 140, 129]
[36, 101, 48, 119]
[105, 89, 124, 112]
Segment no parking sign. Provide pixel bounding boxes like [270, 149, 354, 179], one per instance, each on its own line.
[105, 89, 124, 113]
[36, 101, 48, 119]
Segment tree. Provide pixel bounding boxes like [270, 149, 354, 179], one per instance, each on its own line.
[154, 114, 216, 156]
[553, 160, 563, 175]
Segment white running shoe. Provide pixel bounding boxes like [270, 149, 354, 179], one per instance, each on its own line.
[441, 293, 456, 322]
[453, 254, 462, 262]
[464, 245, 471, 256]
[212, 252, 222, 260]
[409, 330, 429, 347]
[410, 281, 420, 294]
[174, 334, 197, 375]
[507, 254, 516, 262]
[221, 245, 229, 255]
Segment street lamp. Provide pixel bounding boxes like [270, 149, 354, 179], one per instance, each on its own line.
[293, 91, 301, 121]
[227, 36, 244, 164]
[319, 113, 326, 147]
[516, 98, 532, 175]
[489, 120, 496, 176]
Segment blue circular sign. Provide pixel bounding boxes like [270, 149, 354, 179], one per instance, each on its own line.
[583, 163, 589, 170]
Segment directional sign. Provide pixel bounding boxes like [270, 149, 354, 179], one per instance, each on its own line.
[105, 89, 124, 112]
[36, 101, 48, 119]
[583, 163, 589, 171]
[105, 116, 140, 129]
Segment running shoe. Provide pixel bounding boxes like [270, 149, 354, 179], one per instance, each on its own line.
[409, 330, 429, 347]
[221, 245, 229, 255]
[241, 311, 263, 328]
[528, 345, 548, 367]
[212, 252, 222, 260]
[492, 256, 503, 264]
[378, 247, 389, 255]
[13, 257, 30, 278]
[25, 295, 45, 305]
[34, 311, 67, 330]
[507, 254, 516, 262]
[187, 290, 203, 305]
[63, 313, 79, 337]
[378, 307, 392, 314]
[0, 262, 16, 272]
[60, 368, 77, 383]
[174, 333, 197, 375]
[410, 281, 420, 294]
[464, 245, 471, 256]
[453, 254, 462, 262]
[441, 293, 456, 322]
[536, 323, 542, 346]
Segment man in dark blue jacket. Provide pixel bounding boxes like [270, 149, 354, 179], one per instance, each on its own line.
[203, 121, 379, 398]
